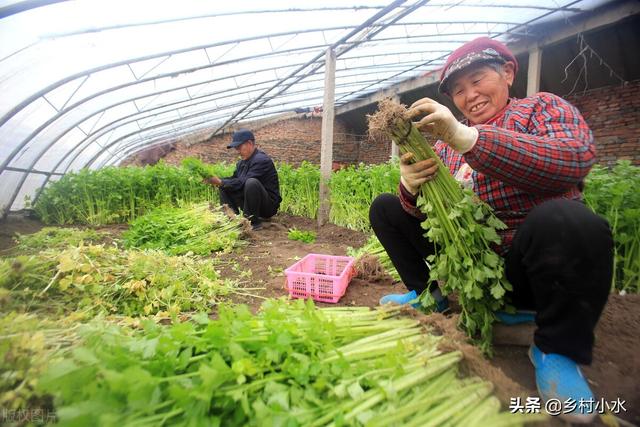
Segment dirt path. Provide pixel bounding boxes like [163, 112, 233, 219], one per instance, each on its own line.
[2, 213, 638, 425]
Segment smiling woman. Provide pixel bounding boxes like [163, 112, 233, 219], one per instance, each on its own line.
[370, 36, 614, 424]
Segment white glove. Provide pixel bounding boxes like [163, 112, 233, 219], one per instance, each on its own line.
[408, 98, 478, 153]
[399, 152, 438, 195]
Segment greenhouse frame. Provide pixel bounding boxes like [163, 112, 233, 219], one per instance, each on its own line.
[2, 0, 637, 216]
[1, 2, 639, 425]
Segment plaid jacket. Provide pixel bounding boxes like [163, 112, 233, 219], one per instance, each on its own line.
[399, 92, 595, 255]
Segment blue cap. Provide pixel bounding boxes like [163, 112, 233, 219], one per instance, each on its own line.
[227, 129, 255, 148]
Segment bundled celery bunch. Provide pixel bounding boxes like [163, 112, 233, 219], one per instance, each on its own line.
[37, 300, 542, 426]
[369, 99, 511, 354]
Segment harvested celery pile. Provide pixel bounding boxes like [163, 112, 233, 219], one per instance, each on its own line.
[0, 244, 242, 318]
[368, 99, 512, 354]
[36, 299, 543, 426]
[123, 202, 248, 256]
[8, 227, 108, 254]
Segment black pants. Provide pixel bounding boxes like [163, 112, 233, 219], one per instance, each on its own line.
[219, 178, 278, 225]
[369, 193, 613, 364]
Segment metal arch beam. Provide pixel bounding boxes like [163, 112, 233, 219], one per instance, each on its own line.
[46, 44, 432, 160]
[92, 87, 365, 169]
[226, 0, 438, 129]
[0, 18, 519, 125]
[81, 72, 411, 169]
[0, 21, 509, 176]
[62, 0, 636, 174]
[0, 23, 372, 127]
[30, 58, 432, 202]
[0, 42, 333, 174]
[15, 31, 494, 178]
[0, 0, 69, 19]
[35, 56, 429, 184]
[42, 6, 402, 38]
[105, 98, 376, 168]
[70, 72, 401, 157]
[37, 3, 581, 39]
[0, 19, 528, 174]
[208, 0, 422, 137]
[82, 84, 369, 171]
[61, 77, 393, 175]
[82, 2, 636, 165]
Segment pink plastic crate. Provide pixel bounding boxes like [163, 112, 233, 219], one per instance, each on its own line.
[285, 253, 355, 303]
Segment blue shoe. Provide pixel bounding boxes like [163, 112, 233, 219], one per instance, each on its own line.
[529, 345, 596, 424]
[495, 310, 536, 325]
[379, 291, 450, 313]
[379, 290, 419, 307]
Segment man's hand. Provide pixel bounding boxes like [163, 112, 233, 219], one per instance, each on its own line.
[203, 176, 222, 187]
[400, 152, 439, 195]
[408, 98, 478, 153]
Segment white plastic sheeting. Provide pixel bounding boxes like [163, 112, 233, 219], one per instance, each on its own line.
[0, 0, 615, 213]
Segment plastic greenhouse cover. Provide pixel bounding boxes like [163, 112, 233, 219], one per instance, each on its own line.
[0, 0, 615, 213]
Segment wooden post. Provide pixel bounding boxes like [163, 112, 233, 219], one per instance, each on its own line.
[318, 48, 336, 227]
[527, 46, 542, 96]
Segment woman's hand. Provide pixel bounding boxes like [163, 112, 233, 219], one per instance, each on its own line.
[399, 152, 438, 195]
[408, 98, 478, 153]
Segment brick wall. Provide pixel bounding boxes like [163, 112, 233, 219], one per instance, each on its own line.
[566, 79, 640, 166]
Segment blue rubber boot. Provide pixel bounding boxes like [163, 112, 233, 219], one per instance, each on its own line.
[495, 310, 536, 325]
[529, 345, 596, 424]
[379, 290, 419, 307]
[379, 291, 450, 313]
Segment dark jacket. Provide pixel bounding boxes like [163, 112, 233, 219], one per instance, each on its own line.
[221, 149, 282, 206]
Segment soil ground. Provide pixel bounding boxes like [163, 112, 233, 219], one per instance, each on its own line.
[1, 213, 638, 426]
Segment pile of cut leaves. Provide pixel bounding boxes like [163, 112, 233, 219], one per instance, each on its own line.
[123, 202, 248, 256]
[8, 227, 108, 254]
[0, 243, 242, 318]
[36, 299, 542, 426]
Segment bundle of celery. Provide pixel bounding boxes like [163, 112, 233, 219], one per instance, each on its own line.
[348, 234, 401, 283]
[0, 244, 243, 318]
[123, 202, 247, 256]
[368, 99, 511, 354]
[37, 299, 542, 426]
